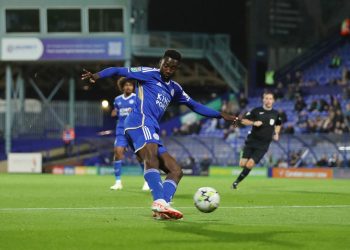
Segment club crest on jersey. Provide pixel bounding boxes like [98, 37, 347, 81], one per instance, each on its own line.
[129, 99, 134, 104]
[270, 119, 275, 125]
[130, 67, 142, 72]
[171, 89, 175, 97]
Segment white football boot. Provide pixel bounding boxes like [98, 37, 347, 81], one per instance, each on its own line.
[110, 180, 123, 190]
[142, 181, 150, 191]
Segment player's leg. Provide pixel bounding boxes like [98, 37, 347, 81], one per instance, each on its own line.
[136, 154, 145, 172]
[232, 158, 255, 188]
[136, 143, 164, 198]
[232, 146, 253, 189]
[158, 151, 184, 203]
[138, 143, 183, 219]
[233, 147, 267, 189]
[111, 134, 128, 190]
[126, 127, 165, 201]
[151, 152, 182, 220]
[152, 150, 183, 220]
[136, 154, 150, 191]
[110, 146, 125, 190]
[137, 143, 167, 218]
[239, 158, 249, 168]
[126, 126, 183, 219]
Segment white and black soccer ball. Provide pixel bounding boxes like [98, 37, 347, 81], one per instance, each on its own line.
[193, 187, 220, 213]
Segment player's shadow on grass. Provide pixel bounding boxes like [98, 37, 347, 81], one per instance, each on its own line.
[157, 221, 302, 248]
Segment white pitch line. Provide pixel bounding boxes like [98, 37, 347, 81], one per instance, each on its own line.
[217, 205, 350, 209]
[0, 207, 145, 211]
[0, 205, 350, 212]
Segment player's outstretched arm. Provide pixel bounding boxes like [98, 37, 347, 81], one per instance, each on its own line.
[173, 85, 238, 124]
[81, 67, 152, 84]
[185, 99, 238, 124]
[81, 67, 128, 83]
[81, 69, 100, 83]
[185, 99, 221, 118]
[221, 112, 240, 127]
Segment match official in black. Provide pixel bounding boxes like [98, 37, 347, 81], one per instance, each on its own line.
[232, 91, 282, 189]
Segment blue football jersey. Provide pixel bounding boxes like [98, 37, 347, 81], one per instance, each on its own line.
[98, 66, 222, 132]
[113, 93, 136, 135]
[115, 67, 192, 131]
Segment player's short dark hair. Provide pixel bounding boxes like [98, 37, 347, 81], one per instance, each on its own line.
[263, 91, 275, 99]
[117, 77, 135, 92]
[163, 49, 182, 61]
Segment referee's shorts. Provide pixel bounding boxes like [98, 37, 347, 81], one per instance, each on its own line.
[241, 144, 268, 164]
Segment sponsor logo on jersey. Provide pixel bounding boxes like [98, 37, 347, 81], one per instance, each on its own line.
[156, 82, 162, 87]
[119, 108, 131, 116]
[156, 93, 170, 110]
[130, 67, 142, 72]
[259, 112, 264, 114]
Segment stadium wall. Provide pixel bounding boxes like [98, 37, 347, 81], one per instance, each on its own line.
[43, 165, 350, 179]
[210, 166, 350, 180]
[8, 164, 350, 179]
[45, 164, 209, 176]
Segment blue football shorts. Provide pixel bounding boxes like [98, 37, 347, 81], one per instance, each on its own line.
[114, 134, 129, 148]
[125, 125, 167, 155]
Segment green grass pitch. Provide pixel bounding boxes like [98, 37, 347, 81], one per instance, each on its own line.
[0, 174, 349, 250]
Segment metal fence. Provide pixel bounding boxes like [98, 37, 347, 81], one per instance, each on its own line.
[0, 101, 103, 138]
[160, 134, 350, 168]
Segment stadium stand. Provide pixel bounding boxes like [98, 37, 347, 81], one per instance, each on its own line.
[1, 3, 349, 170]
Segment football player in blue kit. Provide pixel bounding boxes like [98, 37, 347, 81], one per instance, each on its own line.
[82, 49, 238, 220]
[110, 77, 150, 191]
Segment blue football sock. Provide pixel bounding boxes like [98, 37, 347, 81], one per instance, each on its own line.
[114, 160, 122, 181]
[163, 179, 177, 203]
[144, 169, 164, 201]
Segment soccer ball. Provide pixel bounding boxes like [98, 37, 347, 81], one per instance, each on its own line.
[193, 187, 220, 213]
